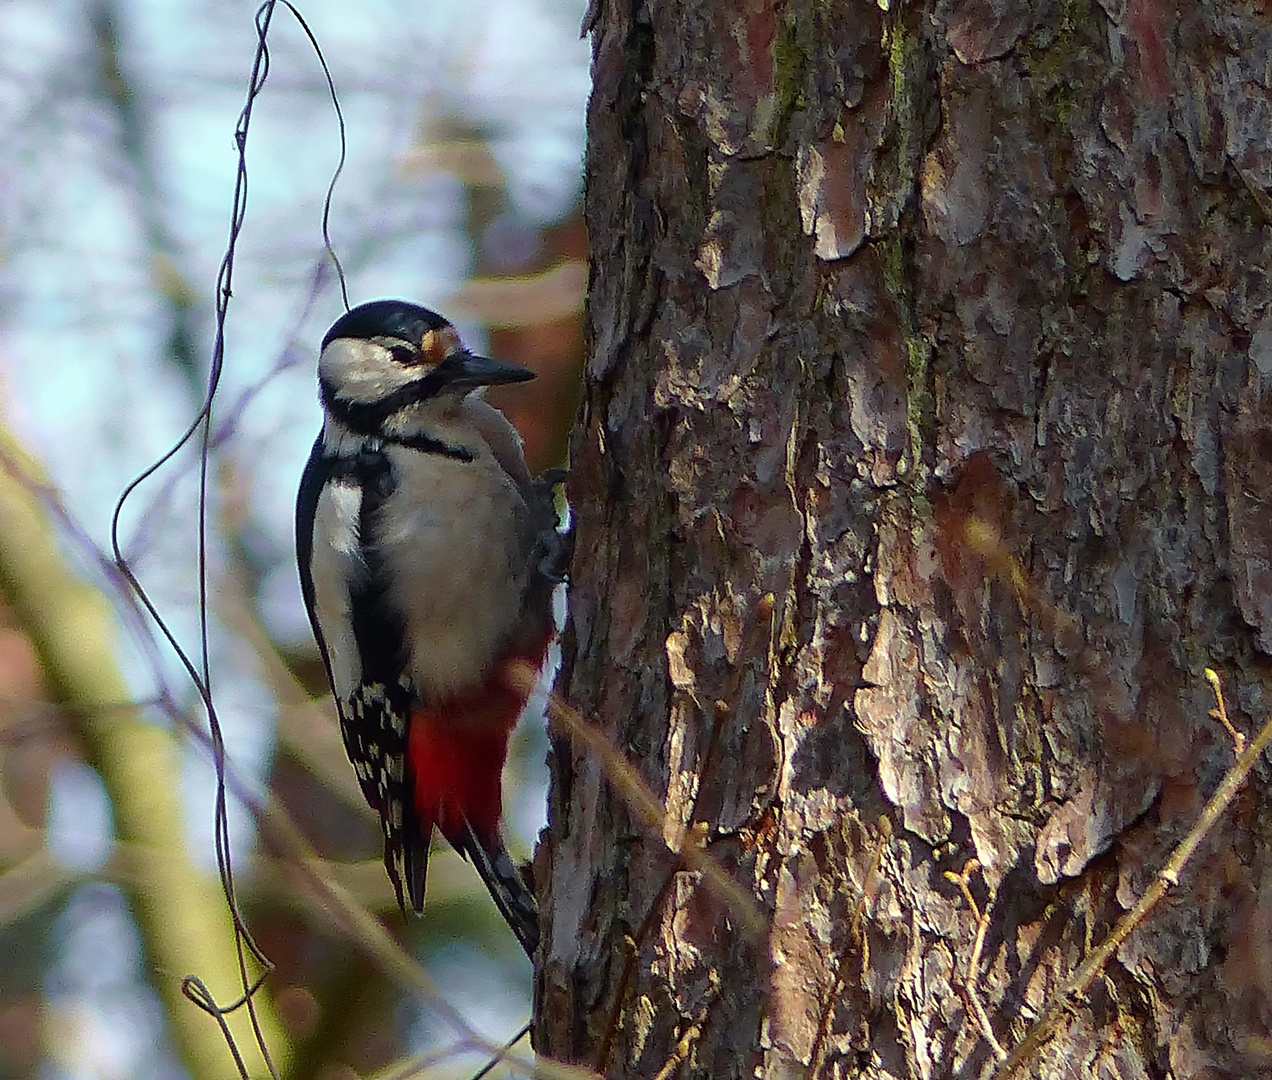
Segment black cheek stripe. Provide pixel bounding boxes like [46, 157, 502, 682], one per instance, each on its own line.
[320, 369, 447, 434]
[320, 379, 474, 462]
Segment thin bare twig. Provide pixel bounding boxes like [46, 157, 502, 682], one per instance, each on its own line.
[1206, 667, 1244, 754]
[467, 1023, 533, 1080]
[944, 859, 1005, 1062]
[253, 793, 596, 1080]
[506, 662, 767, 941]
[649, 983, 719, 1080]
[994, 674, 1272, 1080]
[0, 415, 284, 1079]
[104, 1, 352, 1072]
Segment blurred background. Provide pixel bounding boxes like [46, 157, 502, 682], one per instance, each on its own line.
[0, 0, 587, 1076]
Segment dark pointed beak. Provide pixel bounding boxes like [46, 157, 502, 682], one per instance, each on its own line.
[444, 350, 535, 389]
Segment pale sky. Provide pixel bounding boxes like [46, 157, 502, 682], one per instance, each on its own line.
[0, 0, 589, 1073]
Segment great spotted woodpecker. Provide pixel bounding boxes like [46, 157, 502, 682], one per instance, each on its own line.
[296, 299, 565, 956]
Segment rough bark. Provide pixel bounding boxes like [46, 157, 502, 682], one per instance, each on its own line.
[538, 2, 1272, 1078]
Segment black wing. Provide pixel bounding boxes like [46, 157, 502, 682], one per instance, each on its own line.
[296, 437, 428, 911]
[295, 435, 331, 679]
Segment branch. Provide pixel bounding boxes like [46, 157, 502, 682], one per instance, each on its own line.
[0, 417, 288, 1080]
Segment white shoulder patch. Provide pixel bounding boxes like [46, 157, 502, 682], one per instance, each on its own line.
[324, 480, 362, 556]
[310, 477, 365, 699]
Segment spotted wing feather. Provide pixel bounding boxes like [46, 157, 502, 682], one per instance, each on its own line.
[346, 676, 427, 910]
[298, 437, 430, 912]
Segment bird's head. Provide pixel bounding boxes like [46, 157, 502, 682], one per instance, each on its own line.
[318, 300, 534, 435]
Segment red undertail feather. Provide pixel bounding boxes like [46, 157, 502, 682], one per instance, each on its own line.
[407, 643, 549, 849]
[408, 702, 514, 849]
[407, 649, 548, 956]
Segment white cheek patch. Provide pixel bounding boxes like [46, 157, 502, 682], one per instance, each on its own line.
[320, 338, 424, 404]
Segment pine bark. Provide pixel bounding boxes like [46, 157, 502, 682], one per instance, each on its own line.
[538, 2, 1272, 1077]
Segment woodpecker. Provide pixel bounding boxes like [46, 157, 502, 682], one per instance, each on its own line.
[296, 299, 565, 956]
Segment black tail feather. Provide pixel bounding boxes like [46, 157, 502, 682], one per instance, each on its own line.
[459, 818, 539, 957]
[405, 833, 428, 914]
[384, 825, 430, 916]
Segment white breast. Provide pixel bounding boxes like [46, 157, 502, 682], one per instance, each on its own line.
[376, 442, 531, 699]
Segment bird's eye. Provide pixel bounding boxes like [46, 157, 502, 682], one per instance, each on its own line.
[387, 344, 417, 365]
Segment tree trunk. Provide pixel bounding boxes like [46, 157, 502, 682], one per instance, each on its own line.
[537, 2, 1272, 1077]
